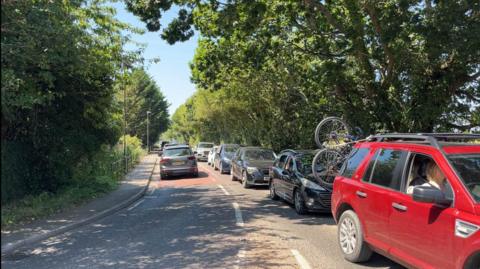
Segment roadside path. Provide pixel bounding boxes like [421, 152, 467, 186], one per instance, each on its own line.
[1, 154, 157, 256]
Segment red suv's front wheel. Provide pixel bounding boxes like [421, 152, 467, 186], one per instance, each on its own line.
[338, 210, 373, 263]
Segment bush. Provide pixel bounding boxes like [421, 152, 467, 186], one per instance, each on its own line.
[1, 135, 145, 229]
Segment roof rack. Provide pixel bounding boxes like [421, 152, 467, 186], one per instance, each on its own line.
[369, 133, 480, 149]
[279, 149, 298, 154]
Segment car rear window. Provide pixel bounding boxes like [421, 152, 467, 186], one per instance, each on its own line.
[244, 149, 275, 161]
[340, 148, 370, 178]
[164, 148, 192, 157]
[363, 149, 408, 191]
[198, 143, 214, 148]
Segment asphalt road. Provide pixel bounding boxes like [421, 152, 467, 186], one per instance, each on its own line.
[2, 161, 404, 269]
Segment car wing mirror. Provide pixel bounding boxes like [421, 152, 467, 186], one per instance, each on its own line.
[412, 186, 452, 206]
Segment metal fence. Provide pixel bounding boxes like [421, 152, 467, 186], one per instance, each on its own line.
[110, 155, 134, 180]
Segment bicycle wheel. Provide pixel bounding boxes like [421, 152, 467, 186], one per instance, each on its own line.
[315, 117, 351, 148]
[312, 148, 343, 188]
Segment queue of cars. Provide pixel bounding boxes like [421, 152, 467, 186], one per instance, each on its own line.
[159, 135, 480, 269]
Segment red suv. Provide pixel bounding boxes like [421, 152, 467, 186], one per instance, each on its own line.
[331, 133, 480, 269]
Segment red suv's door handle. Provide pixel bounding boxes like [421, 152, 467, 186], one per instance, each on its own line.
[356, 191, 367, 198]
[392, 202, 407, 211]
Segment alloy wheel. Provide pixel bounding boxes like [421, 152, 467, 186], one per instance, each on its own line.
[339, 216, 357, 255]
[295, 191, 302, 212]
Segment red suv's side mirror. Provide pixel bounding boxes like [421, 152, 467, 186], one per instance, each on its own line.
[412, 186, 452, 206]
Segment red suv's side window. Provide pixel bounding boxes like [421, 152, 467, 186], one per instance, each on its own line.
[362, 148, 408, 191]
[340, 148, 370, 178]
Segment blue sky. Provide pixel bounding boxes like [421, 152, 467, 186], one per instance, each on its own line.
[113, 2, 198, 116]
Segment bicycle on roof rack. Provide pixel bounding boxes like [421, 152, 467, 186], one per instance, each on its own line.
[311, 117, 480, 188]
[312, 117, 368, 188]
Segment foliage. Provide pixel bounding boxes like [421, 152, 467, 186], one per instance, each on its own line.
[0, 0, 163, 204]
[1, 138, 144, 229]
[120, 69, 170, 148]
[127, 0, 479, 149]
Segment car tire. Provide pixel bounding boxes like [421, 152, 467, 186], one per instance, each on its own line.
[231, 169, 237, 181]
[192, 172, 198, 178]
[242, 171, 250, 189]
[161, 174, 168, 180]
[219, 162, 225, 174]
[338, 210, 373, 263]
[269, 181, 279, 200]
[294, 189, 308, 215]
[214, 162, 219, 171]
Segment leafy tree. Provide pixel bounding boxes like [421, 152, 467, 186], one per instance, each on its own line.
[126, 0, 479, 135]
[1, 0, 140, 202]
[121, 69, 170, 148]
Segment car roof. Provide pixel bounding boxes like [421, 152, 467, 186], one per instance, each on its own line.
[240, 146, 273, 151]
[164, 145, 190, 150]
[221, 144, 240, 147]
[279, 149, 318, 155]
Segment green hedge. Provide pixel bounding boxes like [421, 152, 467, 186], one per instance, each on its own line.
[1, 135, 145, 228]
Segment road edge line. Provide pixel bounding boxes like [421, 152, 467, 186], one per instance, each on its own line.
[291, 249, 312, 269]
[217, 184, 231, 195]
[232, 202, 244, 227]
[1, 156, 157, 256]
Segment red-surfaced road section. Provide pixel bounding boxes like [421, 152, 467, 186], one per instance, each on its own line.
[156, 166, 217, 188]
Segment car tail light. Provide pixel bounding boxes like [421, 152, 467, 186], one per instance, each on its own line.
[188, 156, 196, 160]
[160, 158, 170, 164]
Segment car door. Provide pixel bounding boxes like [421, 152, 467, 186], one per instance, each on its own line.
[356, 147, 409, 252]
[273, 154, 289, 197]
[232, 149, 242, 178]
[283, 156, 297, 202]
[215, 145, 222, 167]
[388, 150, 456, 269]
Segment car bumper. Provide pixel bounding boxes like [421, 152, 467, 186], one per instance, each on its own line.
[302, 187, 332, 212]
[220, 162, 231, 171]
[246, 172, 270, 186]
[196, 156, 208, 161]
[161, 166, 198, 176]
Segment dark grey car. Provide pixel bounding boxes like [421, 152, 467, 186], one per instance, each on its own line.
[230, 147, 276, 188]
[160, 145, 198, 179]
[214, 144, 240, 174]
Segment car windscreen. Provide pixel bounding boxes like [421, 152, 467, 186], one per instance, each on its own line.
[296, 153, 315, 175]
[198, 143, 214, 148]
[223, 146, 239, 157]
[244, 149, 275, 161]
[164, 148, 193, 157]
[448, 154, 480, 203]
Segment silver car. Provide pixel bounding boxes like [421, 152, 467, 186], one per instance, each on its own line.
[160, 145, 198, 179]
[208, 146, 218, 166]
[194, 142, 214, 162]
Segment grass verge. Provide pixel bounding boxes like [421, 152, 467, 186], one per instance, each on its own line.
[1, 177, 118, 229]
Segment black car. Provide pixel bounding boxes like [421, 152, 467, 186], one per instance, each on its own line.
[269, 149, 332, 214]
[214, 144, 240, 174]
[230, 147, 276, 188]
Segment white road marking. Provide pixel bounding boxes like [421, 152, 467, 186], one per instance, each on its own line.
[127, 199, 144, 211]
[234, 249, 246, 269]
[291, 249, 312, 269]
[237, 249, 246, 258]
[232, 202, 244, 227]
[147, 188, 156, 196]
[217, 184, 230, 195]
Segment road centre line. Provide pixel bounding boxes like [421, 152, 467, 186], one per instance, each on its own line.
[217, 184, 231, 195]
[291, 249, 312, 269]
[232, 202, 244, 227]
[127, 199, 144, 211]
